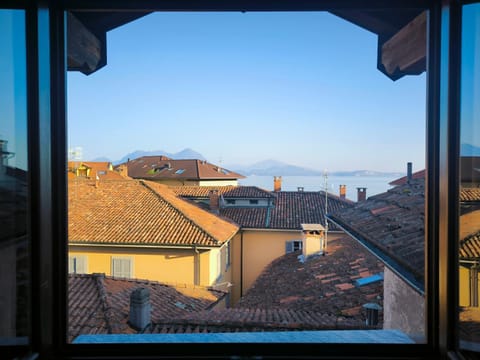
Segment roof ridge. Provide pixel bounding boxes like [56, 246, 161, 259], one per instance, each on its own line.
[93, 273, 114, 334]
[140, 180, 231, 245]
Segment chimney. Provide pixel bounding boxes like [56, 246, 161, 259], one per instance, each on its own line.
[129, 288, 151, 331]
[357, 187, 367, 202]
[273, 176, 282, 192]
[407, 162, 413, 183]
[363, 303, 382, 326]
[339, 185, 346, 199]
[117, 164, 129, 178]
[297, 187, 304, 192]
[209, 189, 220, 214]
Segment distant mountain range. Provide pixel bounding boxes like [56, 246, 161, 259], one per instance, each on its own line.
[92, 149, 402, 177]
[461, 143, 480, 156]
[91, 148, 206, 165]
[228, 159, 401, 177]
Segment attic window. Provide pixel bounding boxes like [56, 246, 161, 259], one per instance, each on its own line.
[226, 199, 236, 205]
[98, 170, 106, 175]
[249, 200, 259, 205]
[175, 169, 185, 174]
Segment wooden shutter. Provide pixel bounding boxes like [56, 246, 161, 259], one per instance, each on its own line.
[285, 241, 294, 254]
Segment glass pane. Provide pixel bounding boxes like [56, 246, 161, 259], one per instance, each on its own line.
[460, 3, 480, 356]
[0, 10, 29, 345]
[67, 10, 426, 345]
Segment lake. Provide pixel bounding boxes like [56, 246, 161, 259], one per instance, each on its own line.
[239, 175, 399, 201]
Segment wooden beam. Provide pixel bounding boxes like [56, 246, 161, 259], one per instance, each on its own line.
[67, 12, 102, 75]
[381, 11, 427, 79]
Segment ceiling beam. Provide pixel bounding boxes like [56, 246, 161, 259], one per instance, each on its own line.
[380, 11, 427, 81]
[67, 12, 103, 75]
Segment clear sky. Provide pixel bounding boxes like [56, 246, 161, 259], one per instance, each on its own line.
[67, 11, 427, 173]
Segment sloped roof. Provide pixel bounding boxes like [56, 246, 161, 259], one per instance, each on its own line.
[237, 235, 384, 324]
[461, 188, 480, 202]
[221, 191, 353, 230]
[68, 274, 226, 342]
[68, 161, 126, 180]
[117, 157, 245, 181]
[460, 231, 480, 260]
[389, 170, 426, 186]
[147, 308, 371, 334]
[68, 179, 239, 247]
[329, 179, 425, 293]
[171, 185, 273, 199]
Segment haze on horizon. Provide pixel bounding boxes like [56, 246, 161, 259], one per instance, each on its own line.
[67, 11, 426, 173]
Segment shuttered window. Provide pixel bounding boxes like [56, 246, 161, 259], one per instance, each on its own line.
[111, 257, 133, 278]
[285, 240, 302, 254]
[68, 255, 87, 274]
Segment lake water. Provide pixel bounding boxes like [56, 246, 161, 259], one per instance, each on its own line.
[239, 175, 398, 201]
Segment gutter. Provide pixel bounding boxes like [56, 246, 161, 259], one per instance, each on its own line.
[327, 215, 425, 295]
[68, 242, 220, 250]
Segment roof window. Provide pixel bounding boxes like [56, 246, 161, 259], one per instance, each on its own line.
[175, 169, 185, 174]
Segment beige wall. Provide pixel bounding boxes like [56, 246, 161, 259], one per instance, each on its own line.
[69, 244, 232, 287]
[383, 267, 425, 340]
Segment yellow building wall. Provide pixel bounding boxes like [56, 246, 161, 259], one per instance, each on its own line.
[230, 230, 344, 305]
[459, 264, 480, 307]
[69, 245, 216, 286]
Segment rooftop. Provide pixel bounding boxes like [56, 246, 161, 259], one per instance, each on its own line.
[68, 273, 226, 342]
[117, 157, 245, 181]
[68, 179, 239, 247]
[328, 179, 425, 292]
[221, 191, 353, 230]
[236, 235, 384, 324]
[171, 185, 273, 199]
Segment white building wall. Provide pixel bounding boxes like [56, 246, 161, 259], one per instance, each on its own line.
[383, 267, 425, 341]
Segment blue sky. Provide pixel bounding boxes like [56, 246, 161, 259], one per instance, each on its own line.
[67, 11, 426, 173]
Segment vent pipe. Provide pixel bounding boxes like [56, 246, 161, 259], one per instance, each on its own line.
[407, 162, 413, 183]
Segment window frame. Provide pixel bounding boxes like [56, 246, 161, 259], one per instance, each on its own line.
[16, 0, 467, 358]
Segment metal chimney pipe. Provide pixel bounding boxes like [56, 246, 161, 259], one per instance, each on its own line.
[407, 162, 413, 183]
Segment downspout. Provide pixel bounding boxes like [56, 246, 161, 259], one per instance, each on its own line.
[240, 230, 244, 297]
[193, 246, 200, 286]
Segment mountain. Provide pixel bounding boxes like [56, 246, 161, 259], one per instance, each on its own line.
[90, 156, 112, 163]
[330, 170, 403, 177]
[230, 159, 324, 176]
[461, 143, 480, 157]
[111, 148, 207, 165]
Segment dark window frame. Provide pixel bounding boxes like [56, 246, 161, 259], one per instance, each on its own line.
[2, 0, 468, 358]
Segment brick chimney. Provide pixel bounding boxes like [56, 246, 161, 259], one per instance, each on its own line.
[273, 176, 282, 192]
[129, 288, 151, 331]
[339, 185, 346, 199]
[407, 162, 413, 183]
[357, 187, 367, 202]
[209, 189, 220, 214]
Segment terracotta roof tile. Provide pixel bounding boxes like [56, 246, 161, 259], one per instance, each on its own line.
[68, 274, 226, 341]
[329, 179, 425, 284]
[68, 179, 239, 247]
[460, 231, 480, 260]
[461, 188, 480, 202]
[237, 235, 384, 324]
[171, 185, 273, 199]
[389, 170, 425, 186]
[221, 191, 352, 230]
[117, 157, 245, 181]
[147, 308, 373, 334]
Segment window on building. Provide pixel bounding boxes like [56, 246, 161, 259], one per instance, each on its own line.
[68, 255, 87, 274]
[226, 199, 236, 205]
[111, 257, 133, 278]
[285, 240, 302, 254]
[249, 199, 259, 205]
